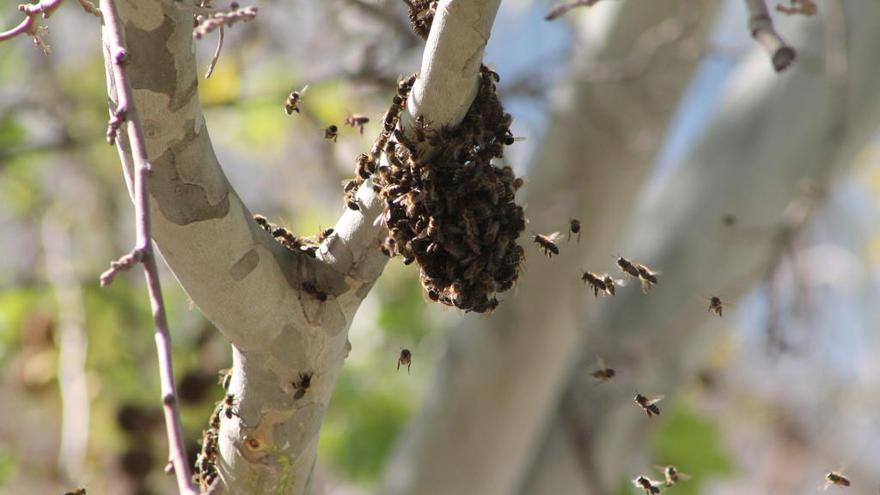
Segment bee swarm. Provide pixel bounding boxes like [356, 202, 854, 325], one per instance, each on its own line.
[374, 66, 526, 313]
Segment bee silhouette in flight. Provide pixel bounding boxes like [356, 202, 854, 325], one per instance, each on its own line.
[632, 475, 663, 495]
[590, 356, 615, 384]
[568, 218, 581, 242]
[822, 470, 850, 489]
[655, 464, 690, 486]
[533, 232, 561, 257]
[398, 349, 412, 373]
[634, 393, 664, 417]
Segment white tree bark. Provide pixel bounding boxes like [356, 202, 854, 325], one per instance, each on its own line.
[99, 0, 500, 493]
[522, 3, 880, 492]
[380, 2, 719, 494]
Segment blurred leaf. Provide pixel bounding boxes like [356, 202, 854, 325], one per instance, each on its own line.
[319, 369, 412, 482]
[0, 114, 26, 149]
[200, 58, 241, 106]
[650, 403, 736, 495]
[0, 446, 18, 486]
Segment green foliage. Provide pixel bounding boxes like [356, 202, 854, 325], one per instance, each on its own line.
[319, 368, 412, 482]
[0, 446, 18, 486]
[376, 269, 432, 344]
[649, 402, 736, 495]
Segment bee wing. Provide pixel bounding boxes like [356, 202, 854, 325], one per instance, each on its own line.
[546, 231, 562, 242]
[677, 472, 692, 481]
[596, 355, 606, 370]
[646, 395, 665, 405]
[300, 84, 310, 94]
[513, 136, 527, 142]
[652, 465, 668, 473]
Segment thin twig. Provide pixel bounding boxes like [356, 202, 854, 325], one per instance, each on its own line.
[98, 0, 197, 493]
[744, 0, 796, 72]
[545, 0, 600, 21]
[193, 4, 257, 39]
[0, 0, 100, 52]
[204, 25, 223, 79]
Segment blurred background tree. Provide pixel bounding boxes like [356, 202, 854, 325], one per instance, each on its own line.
[1, 0, 880, 494]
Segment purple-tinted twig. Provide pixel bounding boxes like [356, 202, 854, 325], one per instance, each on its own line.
[204, 25, 224, 79]
[0, 0, 100, 52]
[545, 0, 600, 21]
[98, 0, 197, 493]
[744, 0, 796, 72]
[193, 4, 257, 40]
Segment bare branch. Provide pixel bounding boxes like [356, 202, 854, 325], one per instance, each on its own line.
[98, 0, 196, 493]
[545, 0, 600, 21]
[745, 0, 796, 71]
[204, 25, 223, 79]
[193, 4, 257, 39]
[0, 0, 99, 51]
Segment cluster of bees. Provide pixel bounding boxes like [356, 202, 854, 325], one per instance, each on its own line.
[402, 0, 438, 39]
[253, 214, 334, 259]
[284, 85, 371, 143]
[371, 66, 527, 313]
[192, 369, 234, 489]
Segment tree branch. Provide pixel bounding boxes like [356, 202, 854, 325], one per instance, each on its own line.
[99, 0, 503, 492]
[97, 0, 195, 492]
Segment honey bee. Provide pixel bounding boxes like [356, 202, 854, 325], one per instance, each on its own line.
[398, 349, 412, 373]
[616, 255, 641, 279]
[316, 227, 334, 243]
[707, 296, 724, 317]
[284, 85, 308, 115]
[324, 125, 338, 142]
[823, 470, 851, 489]
[292, 371, 313, 400]
[568, 218, 581, 242]
[581, 271, 607, 297]
[254, 214, 271, 232]
[590, 355, 615, 383]
[634, 393, 664, 417]
[636, 263, 659, 286]
[632, 475, 663, 495]
[355, 153, 376, 179]
[221, 393, 240, 419]
[217, 368, 232, 390]
[345, 113, 370, 135]
[655, 465, 691, 486]
[533, 232, 561, 257]
[63, 489, 86, 495]
[602, 274, 619, 296]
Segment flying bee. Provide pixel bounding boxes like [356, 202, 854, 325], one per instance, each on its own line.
[634, 393, 664, 417]
[218, 368, 232, 390]
[602, 274, 620, 296]
[324, 125, 338, 142]
[655, 465, 691, 486]
[636, 263, 659, 286]
[581, 271, 607, 297]
[345, 114, 370, 135]
[707, 295, 725, 317]
[822, 470, 851, 489]
[533, 232, 561, 257]
[398, 349, 412, 373]
[63, 489, 86, 495]
[568, 218, 581, 242]
[590, 355, 615, 383]
[292, 371, 313, 400]
[616, 255, 641, 279]
[221, 393, 240, 420]
[284, 85, 308, 115]
[632, 475, 663, 495]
